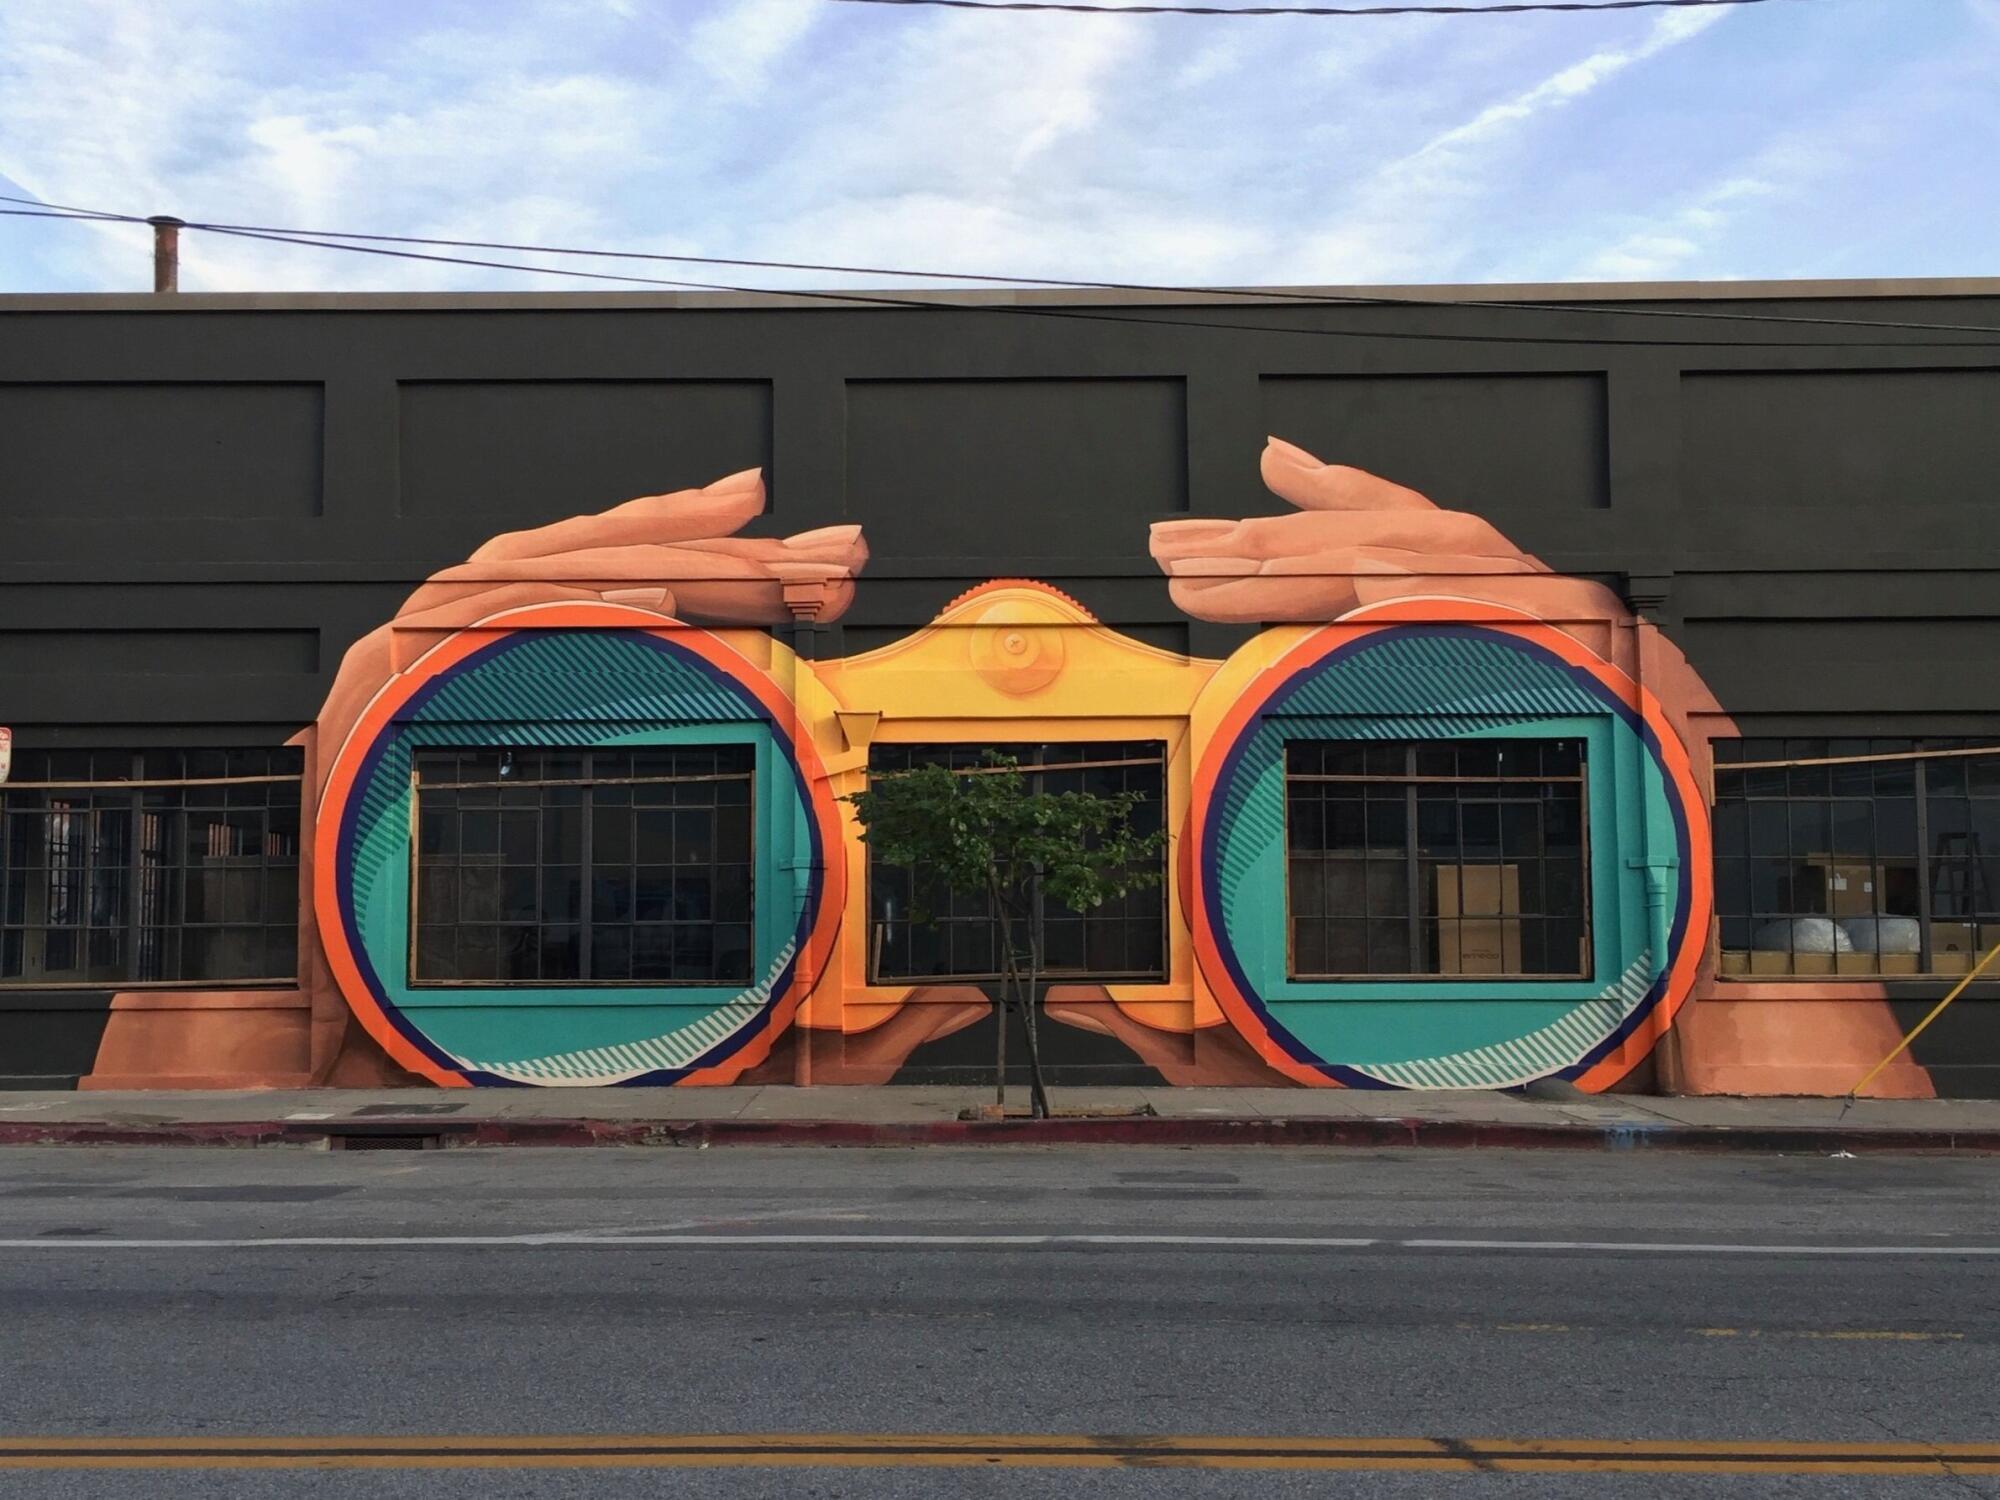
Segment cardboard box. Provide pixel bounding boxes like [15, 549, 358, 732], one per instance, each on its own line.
[1749, 951, 1839, 976]
[1441, 920, 1523, 974]
[1436, 865, 1518, 919]
[1436, 865, 1522, 975]
[1798, 856, 1881, 917]
[1932, 922, 1981, 960]
[1735, 948, 1920, 977]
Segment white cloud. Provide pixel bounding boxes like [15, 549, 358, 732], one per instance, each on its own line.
[1418, 9, 1723, 160]
[1272, 8, 1730, 283]
[1572, 173, 1775, 281]
[685, 0, 823, 96]
[0, 0, 1994, 295]
[1175, 33, 1252, 90]
[0, 0, 677, 291]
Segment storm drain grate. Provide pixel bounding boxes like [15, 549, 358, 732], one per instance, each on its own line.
[328, 1132, 442, 1152]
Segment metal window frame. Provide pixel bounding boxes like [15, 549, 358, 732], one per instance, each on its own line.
[1282, 739, 1594, 983]
[405, 746, 758, 990]
[863, 741, 1171, 986]
[0, 750, 303, 991]
[1711, 738, 2000, 980]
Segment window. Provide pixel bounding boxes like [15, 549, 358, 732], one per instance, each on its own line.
[867, 742, 1167, 982]
[1286, 740, 1589, 979]
[1713, 739, 2000, 976]
[0, 749, 303, 986]
[411, 746, 753, 986]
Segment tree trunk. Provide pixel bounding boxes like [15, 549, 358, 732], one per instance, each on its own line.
[1023, 870, 1051, 1119]
[989, 872, 1050, 1119]
[994, 986, 1007, 1110]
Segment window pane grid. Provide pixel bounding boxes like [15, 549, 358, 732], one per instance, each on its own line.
[867, 742, 1167, 983]
[1286, 740, 1590, 980]
[0, 748, 302, 986]
[1714, 738, 2000, 976]
[411, 747, 754, 987]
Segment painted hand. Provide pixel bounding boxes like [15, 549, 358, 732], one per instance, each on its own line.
[311, 468, 867, 770]
[1139, 438, 1929, 1097]
[1150, 436, 1627, 626]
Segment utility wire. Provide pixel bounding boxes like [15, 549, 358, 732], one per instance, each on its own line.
[5, 197, 1996, 347]
[4, 192, 1993, 341]
[165, 222, 2000, 350]
[828, 0, 1788, 14]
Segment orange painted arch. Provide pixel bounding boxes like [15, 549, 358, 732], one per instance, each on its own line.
[1185, 599, 1712, 1092]
[312, 602, 845, 1088]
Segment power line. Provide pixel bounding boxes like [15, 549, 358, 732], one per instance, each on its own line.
[5, 197, 1996, 347]
[195, 221, 1809, 347]
[5, 197, 1995, 342]
[828, 0, 1788, 15]
[157, 223, 2000, 340]
[5, 201, 1973, 339]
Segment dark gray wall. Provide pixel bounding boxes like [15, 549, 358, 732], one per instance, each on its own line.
[2, 289, 1997, 746]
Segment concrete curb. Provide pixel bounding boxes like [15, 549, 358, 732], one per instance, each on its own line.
[5, 1115, 2000, 1153]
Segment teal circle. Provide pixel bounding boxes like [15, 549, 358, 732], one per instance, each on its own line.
[1205, 626, 1686, 1088]
[338, 630, 817, 1083]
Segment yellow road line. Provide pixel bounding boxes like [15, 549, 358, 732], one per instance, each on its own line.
[0, 1434, 1996, 1474]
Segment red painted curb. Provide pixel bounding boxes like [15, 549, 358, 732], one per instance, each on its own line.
[2, 1116, 1998, 1153]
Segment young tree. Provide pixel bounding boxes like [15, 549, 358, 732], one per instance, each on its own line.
[844, 752, 1164, 1118]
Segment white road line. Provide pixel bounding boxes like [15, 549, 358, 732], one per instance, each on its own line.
[1, 1233, 1997, 1255]
[1401, 1238, 2000, 1256]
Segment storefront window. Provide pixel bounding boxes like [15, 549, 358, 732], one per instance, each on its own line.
[1285, 739, 1590, 979]
[411, 746, 753, 986]
[1712, 739, 2000, 976]
[867, 742, 1167, 982]
[0, 748, 302, 986]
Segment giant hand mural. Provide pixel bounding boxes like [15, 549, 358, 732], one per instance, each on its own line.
[221, 439, 1932, 1094]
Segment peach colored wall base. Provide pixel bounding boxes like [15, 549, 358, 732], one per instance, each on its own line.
[1672, 994, 1934, 1099]
[80, 990, 315, 1092]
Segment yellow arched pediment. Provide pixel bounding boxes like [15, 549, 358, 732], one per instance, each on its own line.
[812, 579, 1218, 723]
[799, 579, 1225, 1040]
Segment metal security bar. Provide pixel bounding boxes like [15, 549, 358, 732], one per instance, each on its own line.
[1285, 740, 1591, 980]
[410, 747, 755, 987]
[1712, 738, 2000, 977]
[866, 742, 1169, 983]
[0, 748, 303, 988]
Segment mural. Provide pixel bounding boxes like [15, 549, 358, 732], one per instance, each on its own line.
[73, 443, 1937, 1094]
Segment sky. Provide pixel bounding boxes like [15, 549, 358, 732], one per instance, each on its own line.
[0, 0, 1995, 295]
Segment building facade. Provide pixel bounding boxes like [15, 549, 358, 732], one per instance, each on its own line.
[2, 280, 1996, 1095]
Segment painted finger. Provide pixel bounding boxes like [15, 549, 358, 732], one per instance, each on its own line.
[1351, 571, 1629, 623]
[1166, 570, 1362, 623]
[1261, 436, 1436, 514]
[466, 467, 766, 564]
[394, 582, 631, 633]
[1163, 544, 1543, 624]
[1259, 550, 1536, 579]
[413, 543, 774, 609]
[677, 524, 869, 571]
[1152, 507, 1526, 567]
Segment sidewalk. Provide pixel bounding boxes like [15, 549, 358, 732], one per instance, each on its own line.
[5, 1086, 2000, 1152]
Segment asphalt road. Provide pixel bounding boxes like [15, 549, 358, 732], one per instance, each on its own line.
[2, 1143, 1998, 1498]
